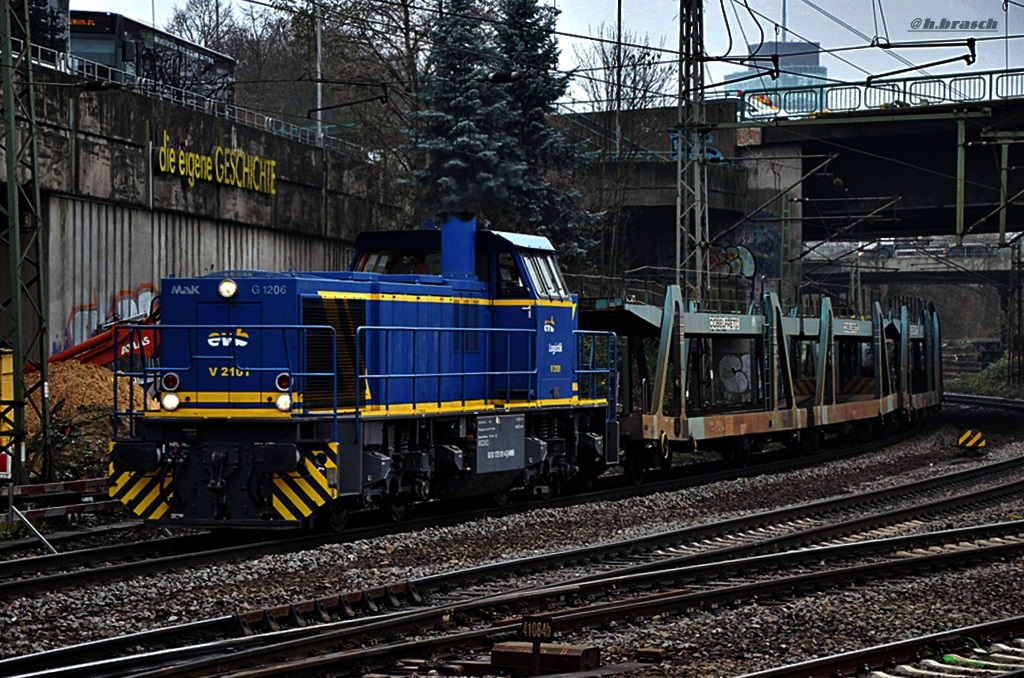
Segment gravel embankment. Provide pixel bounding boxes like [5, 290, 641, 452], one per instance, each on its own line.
[2, 411, 1023, 676]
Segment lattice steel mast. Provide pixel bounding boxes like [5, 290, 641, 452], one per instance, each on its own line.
[676, 0, 709, 303]
[1, 0, 53, 482]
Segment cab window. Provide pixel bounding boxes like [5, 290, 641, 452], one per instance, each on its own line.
[354, 250, 440, 274]
[497, 252, 528, 298]
[522, 252, 569, 299]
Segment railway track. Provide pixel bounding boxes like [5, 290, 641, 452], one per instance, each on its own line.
[0, 476, 120, 525]
[739, 616, 1024, 677]
[6, 452, 1024, 676]
[0, 424, 927, 596]
[945, 392, 1024, 411]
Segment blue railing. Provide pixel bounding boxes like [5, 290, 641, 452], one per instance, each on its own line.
[112, 324, 339, 442]
[354, 325, 538, 416]
[575, 330, 619, 421]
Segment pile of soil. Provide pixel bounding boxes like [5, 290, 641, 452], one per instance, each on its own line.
[22, 362, 157, 479]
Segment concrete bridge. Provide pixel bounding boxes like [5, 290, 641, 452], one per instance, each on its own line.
[565, 67, 1024, 299]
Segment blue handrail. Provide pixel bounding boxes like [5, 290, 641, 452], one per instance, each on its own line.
[112, 323, 339, 443]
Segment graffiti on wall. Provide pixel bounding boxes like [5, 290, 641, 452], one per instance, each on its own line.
[708, 244, 756, 277]
[667, 129, 723, 161]
[748, 210, 782, 279]
[58, 282, 160, 352]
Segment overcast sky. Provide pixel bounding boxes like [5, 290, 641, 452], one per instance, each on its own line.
[69, 0, 1024, 92]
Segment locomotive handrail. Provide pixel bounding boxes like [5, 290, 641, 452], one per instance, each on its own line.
[111, 323, 340, 443]
[354, 325, 539, 426]
[575, 330, 619, 421]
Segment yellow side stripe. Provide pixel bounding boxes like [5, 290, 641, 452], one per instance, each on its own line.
[317, 290, 575, 309]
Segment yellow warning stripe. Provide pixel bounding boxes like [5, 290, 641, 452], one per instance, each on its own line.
[274, 477, 312, 516]
[959, 431, 986, 447]
[303, 458, 331, 492]
[134, 478, 169, 515]
[291, 474, 327, 507]
[272, 495, 297, 521]
[793, 379, 815, 396]
[108, 468, 132, 496]
[148, 501, 170, 520]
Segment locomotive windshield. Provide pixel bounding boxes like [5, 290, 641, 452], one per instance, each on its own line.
[521, 252, 569, 300]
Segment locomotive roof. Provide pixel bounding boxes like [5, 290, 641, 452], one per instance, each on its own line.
[353, 228, 555, 252]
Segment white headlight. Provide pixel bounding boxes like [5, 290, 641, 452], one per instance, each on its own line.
[275, 394, 292, 412]
[161, 393, 180, 411]
[218, 279, 238, 298]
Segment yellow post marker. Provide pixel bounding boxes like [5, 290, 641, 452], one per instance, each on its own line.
[958, 430, 987, 455]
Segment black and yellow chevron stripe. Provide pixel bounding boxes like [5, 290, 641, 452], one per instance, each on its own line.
[110, 444, 339, 523]
[958, 430, 986, 450]
[793, 378, 815, 396]
[109, 464, 174, 520]
[841, 377, 874, 396]
[270, 445, 338, 521]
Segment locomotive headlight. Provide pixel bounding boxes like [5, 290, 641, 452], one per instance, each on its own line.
[275, 393, 292, 412]
[161, 392, 181, 411]
[218, 278, 238, 298]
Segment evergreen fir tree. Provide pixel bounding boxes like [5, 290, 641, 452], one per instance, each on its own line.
[493, 0, 599, 268]
[406, 0, 525, 218]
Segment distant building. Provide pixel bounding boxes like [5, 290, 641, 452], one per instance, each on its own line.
[16, 0, 70, 54]
[725, 40, 829, 114]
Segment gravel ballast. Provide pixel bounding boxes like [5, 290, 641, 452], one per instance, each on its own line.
[2, 411, 1023, 676]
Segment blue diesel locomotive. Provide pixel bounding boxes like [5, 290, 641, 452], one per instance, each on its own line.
[109, 215, 619, 528]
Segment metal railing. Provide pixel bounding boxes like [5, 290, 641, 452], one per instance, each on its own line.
[576, 330, 619, 420]
[354, 325, 619, 420]
[734, 67, 1024, 121]
[112, 324, 340, 442]
[16, 36, 352, 152]
[355, 325, 538, 415]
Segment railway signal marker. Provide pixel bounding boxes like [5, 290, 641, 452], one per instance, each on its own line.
[958, 430, 987, 455]
[0, 451, 10, 480]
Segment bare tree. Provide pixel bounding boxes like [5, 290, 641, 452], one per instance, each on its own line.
[166, 0, 238, 52]
[572, 24, 675, 114]
[569, 24, 677, 279]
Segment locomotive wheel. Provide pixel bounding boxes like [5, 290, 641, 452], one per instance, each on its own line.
[385, 497, 410, 523]
[328, 505, 350, 532]
[494, 491, 512, 507]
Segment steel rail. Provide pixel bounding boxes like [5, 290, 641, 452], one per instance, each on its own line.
[0, 423, 927, 597]
[82, 524, 1024, 677]
[7, 456, 1024, 676]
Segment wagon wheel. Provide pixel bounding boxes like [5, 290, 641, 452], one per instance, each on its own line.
[624, 446, 645, 487]
[385, 496, 410, 523]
